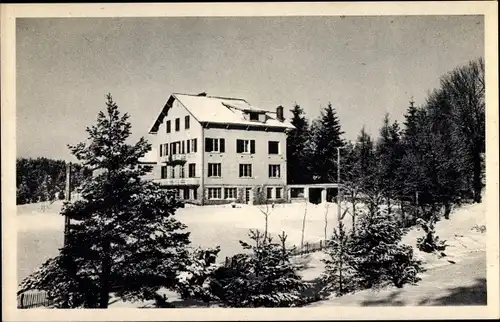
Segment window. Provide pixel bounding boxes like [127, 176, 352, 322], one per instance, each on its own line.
[224, 188, 237, 199]
[166, 120, 171, 133]
[269, 164, 280, 178]
[185, 115, 190, 129]
[161, 166, 168, 179]
[249, 112, 259, 121]
[187, 138, 197, 153]
[193, 138, 197, 153]
[175, 118, 180, 131]
[205, 138, 225, 153]
[170, 165, 175, 178]
[208, 163, 222, 177]
[188, 163, 196, 178]
[170, 142, 176, 155]
[181, 141, 185, 154]
[267, 187, 273, 199]
[179, 165, 185, 178]
[268, 141, 280, 154]
[290, 188, 304, 198]
[239, 164, 252, 178]
[208, 187, 222, 200]
[275, 187, 282, 199]
[160, 143, 169, 157]
[236, 139, 255, 154]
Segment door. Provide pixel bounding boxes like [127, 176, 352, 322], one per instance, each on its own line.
[245, 188, 251, 204]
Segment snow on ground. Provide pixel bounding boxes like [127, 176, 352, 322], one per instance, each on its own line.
[17, 200, 346, 285]
[17, 199, 486, 307]
[304, 201, 487, 307]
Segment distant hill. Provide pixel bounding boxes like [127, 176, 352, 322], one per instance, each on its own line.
[16, 157, 91, 205]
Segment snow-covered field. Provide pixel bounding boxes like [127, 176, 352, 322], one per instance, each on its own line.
[17, 200, 348, 285]
[17, 199, 487, 307]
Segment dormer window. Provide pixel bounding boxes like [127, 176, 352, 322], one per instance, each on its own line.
[249, 112, 259, 121]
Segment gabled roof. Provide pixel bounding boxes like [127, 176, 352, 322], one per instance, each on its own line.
[149, 93, 295, 133]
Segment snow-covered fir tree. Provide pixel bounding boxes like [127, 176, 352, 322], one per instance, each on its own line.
[321, 221, 358, 297]
[286, 104, 313, 184]
[18, 94, 219, 308]
[310, 103, 345, 183]
[210, 229, 306, 307]
[349, 208, 423, 289]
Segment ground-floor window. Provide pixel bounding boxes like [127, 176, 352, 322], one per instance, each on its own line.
[290, 187, 304, 198]
[275, 187, 282, 199]
[267, 187, 273, 199]
[224, 187, 237, 199]
[208, 187, 222, 199]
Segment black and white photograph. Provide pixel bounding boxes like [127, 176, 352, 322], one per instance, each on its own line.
[1, 2, 498, 321]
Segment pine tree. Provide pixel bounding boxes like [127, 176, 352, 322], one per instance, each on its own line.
[210, 230, 306, 307]
[399, 101, 428, 211]
[310, 103, 345, 183]
[321, 221, 357, 296]
[18, 94, 211, 308]
[286, 104, 313, 184]
[349, 207, 423, 289]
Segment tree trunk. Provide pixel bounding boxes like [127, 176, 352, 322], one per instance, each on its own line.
[99, 240, 111, 308]
[444, 201, 451, 220]
[472, 148, 482, 203]
[352, 202, 356, 236]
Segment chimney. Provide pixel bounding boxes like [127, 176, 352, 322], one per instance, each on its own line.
[276, 106, 284, 122]
[197, 92, 207, 97]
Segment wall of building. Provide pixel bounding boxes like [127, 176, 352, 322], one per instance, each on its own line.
[154, 98, 203, 181]
[202, 127, 288, 203]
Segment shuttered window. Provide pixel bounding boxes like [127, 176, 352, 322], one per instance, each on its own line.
[236, 139, 255, 154]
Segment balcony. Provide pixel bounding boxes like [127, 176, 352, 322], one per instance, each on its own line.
[154, 177, 200, 187]
[162, 154, 187, 165]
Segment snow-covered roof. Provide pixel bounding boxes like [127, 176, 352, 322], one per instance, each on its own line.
[149, 93, 294, 133]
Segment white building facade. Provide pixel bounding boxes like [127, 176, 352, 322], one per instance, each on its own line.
[145, 93, 295, 205]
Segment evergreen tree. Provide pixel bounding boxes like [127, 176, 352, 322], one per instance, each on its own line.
[375, 114, 404, 212]
[210, 230, 306, 307]
[321, 221, 357, 296]
[399, 101, 428, 210]
[18, 94, 213, 308]
[310, 103, 345, 183]
[286, 104, 313, 184]
[349, 208, 423, 289]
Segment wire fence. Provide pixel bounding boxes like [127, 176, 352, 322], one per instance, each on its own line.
[17, 290, 53, 309]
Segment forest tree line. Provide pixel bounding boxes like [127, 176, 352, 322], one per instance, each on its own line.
[16, 157, 92, 204]
[286, 58, 485, 218]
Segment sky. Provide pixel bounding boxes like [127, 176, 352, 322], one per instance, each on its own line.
[16, 15, 484, 161]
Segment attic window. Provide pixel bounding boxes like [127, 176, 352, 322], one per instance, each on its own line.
[249, 112, 259, 121]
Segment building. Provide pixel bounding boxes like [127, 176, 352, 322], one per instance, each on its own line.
[144, 92, 295, 205]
